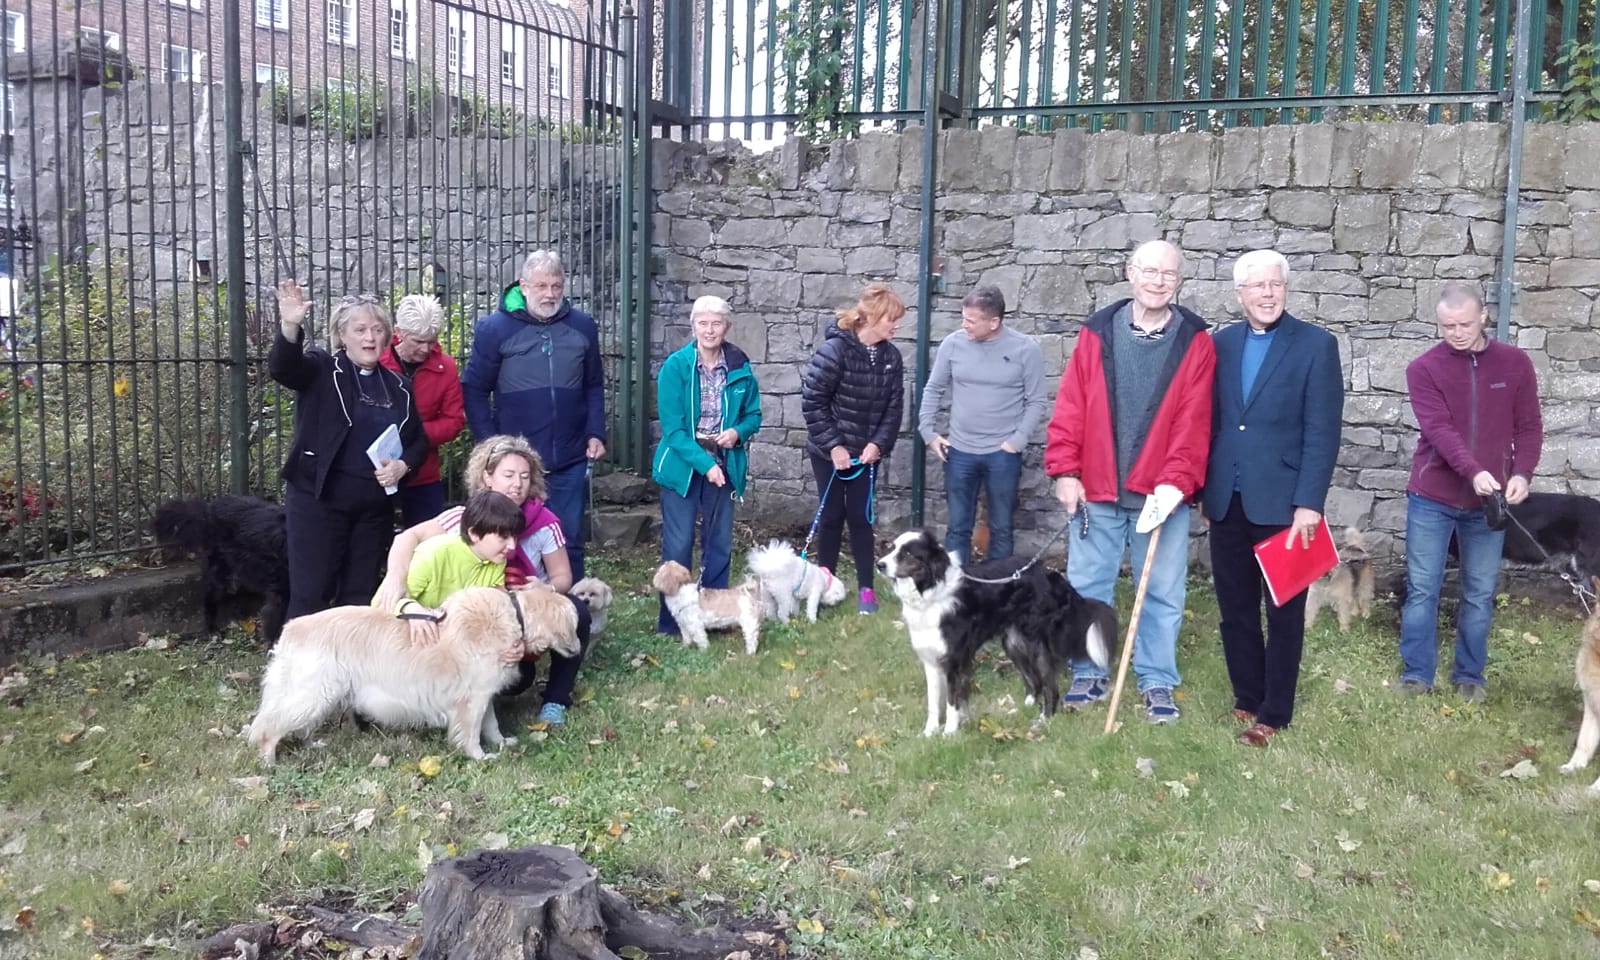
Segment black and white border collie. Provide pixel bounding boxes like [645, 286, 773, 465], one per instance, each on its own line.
[876, 529, 1118, 737]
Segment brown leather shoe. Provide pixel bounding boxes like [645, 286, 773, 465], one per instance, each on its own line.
[1230, 708, 1256, 725]
[1237, 722, 1278, 747]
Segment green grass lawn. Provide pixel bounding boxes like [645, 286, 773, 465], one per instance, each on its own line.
[3, 547, 1600, 959]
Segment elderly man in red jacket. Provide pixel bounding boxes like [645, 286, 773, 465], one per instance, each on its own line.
[1397, 281, 1543, 703]
[1045, 240, 1215, 724]
[380, 294, 466, 527]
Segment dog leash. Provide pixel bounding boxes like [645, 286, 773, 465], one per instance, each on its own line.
[958, 507, 1089, 585]
[1502, 509, 1596, 614]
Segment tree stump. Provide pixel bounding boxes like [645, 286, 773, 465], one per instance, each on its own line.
[419, 845, 615, 960]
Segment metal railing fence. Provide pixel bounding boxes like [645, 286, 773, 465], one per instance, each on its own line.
[0, 0, 639, 573]
[662, 0, 1600, 135]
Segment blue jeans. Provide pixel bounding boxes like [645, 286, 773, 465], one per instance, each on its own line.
[544, 460, 589, 580]
[656, 472, 735, 633]
[1066, 500, 1190, 692]
[944, 447, 1023, 562]
[1399, 492, 1506, 687]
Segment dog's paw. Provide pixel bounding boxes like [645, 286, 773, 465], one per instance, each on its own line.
[1587, 780, 1600, 797]
[1562, 760, 1586, 775]
[497, 736, 518, 748]
[922, 724, 939, 738]
[1024, 694, 1036, 707]
[479, 751, 500, 762]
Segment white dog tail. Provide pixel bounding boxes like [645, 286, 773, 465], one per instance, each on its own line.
[747, 541, 799, 581]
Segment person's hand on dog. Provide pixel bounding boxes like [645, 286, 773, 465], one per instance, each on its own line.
[715, 428, 739, 449]
[276, 279, 310, 339]
[373, 574, 408, 613]
[1506, 474, 1531, 504]
[706, 464, 727, 487]
[1471, 470, 1502, 497]
[408, 615, 442, 646]
[1283, 507, 1322, 550]
[1054, 475, 1085, 516]
[374, 459, 409, 487]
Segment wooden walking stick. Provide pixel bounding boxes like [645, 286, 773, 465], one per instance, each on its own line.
[1103, 527, 1164, 734]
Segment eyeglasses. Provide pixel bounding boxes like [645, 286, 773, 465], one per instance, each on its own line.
[1239, 280, 1288, 293]
[1132, 266, 1181, 283]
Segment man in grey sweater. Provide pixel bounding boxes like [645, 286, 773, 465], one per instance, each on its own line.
[918, 286, 1049, 562]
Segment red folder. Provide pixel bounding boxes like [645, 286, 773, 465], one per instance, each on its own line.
[1252, 516, 1339, 608]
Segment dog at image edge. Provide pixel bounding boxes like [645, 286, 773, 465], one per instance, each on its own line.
[652, 560, 764, 654]
[1561, 580, 1600, 794]
[876, 529, 1117, 737]
[151, 495, 290, 643]
[246, 585, 579, 765]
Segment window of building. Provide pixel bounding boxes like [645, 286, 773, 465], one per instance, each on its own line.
[326, 0, 357, 47]
[80, 27, 122, 50]
[547, 36, 570, 100]
[388, 0, 416, 61]
[255, 0, 288, 30]
[167, 0, 204, 10]
[4, 13, 24, 54]
[254, 63, 286, 86]
[500, 24, 525, 88]
[164, 44, 206, 83]
[446, 8, 476, 77]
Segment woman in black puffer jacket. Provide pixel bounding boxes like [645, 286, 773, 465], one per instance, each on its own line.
[801, 283, 907, 614]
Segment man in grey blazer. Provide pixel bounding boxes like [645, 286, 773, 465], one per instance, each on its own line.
[1202, 249, 1344, 747]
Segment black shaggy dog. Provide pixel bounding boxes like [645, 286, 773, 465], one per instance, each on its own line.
[151, 495, 290, 642]
[877, 529, 1119, 737]
[1502, 492, 1600, 584]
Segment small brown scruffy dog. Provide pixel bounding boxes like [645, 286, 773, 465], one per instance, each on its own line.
[1560, 580, 1600, 794]
[247, 585, 579, 765]
[1304, 527, 1376, 631]
[652, 560, 764, 654]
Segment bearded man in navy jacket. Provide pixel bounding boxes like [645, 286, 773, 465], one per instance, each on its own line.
[1202, 249, 1344, 748]
[462, 250, 606, 579]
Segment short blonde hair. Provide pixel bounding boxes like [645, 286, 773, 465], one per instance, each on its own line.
[329, 294, 390, 350]
[835, 283, 906, 332]
[394, 294, 445, 339]
[464, 435, 547, 503]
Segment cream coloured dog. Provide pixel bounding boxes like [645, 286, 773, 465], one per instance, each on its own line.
[652, 560, 763, 654]
[247, 585, 579, 765]
[746, 539, 847, 623]
[569, 577, 614, 636]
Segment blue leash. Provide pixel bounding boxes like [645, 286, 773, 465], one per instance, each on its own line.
[797, 460, 877, 563]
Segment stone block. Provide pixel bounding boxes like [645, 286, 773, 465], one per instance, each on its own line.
[1328, 123, 1365, 187]
[1047, 127, 1088, 191]
[854, 131, 901, 191]
[1459, 122, 1506, 191]
[1215, 128, 1262, 190]
[1167, 195, 1211, 220]
[1548, 259, 1600, 287]
[839, 195, 893, 223]
[898, 127, 925, 193]
[830, 221, 887, 247]
[1181, 220, 1233, 252]
[1416, 124, 1463, 188]
[711, 248, 788, 270]
[777, 136, 807, 190]
[1520, 289, 1594, 329]
[1213, 196, 1269, 221]
[1259, 125, 1294, 186]
[1278, 230, 1334, 254]
[1019, 265, 1092, 316]
[1291, 272, 1367, 296]
[1158, 132, 1212, 191]
[796, 248, 844, 273]
[1551, 372, 1600, 401]
[1360, 123, 1423, 189]
[1012, 133, 1054, 191]
[788, 216, 829, 246]
[1268, 191, 1335, 228]
[978, 125, 1019, 190]
[718, 218, 787, 247]
[1521, 123, 1568, 191]
[1083, 129, 1129, 190]
[1013, 212, 1078, 250]
[943, 216, 1013, 251]
[747, 269, 803, 308]
[800, 273, 864, 310]
[1396, 213, 1469, 256]
[844, 246, 897, 275]
[1333, 195, 1392, 253]
[975, 265, 1027, 311]
[1323, 487, 1376, 529]
[1434, 255, 1496, 279]
[1572, 211, 1600, 252]
[1293, 124, 1334, 187]
[1125, 138, 1160, 191]
[1549, 332, 1600, 361]
[942, 127, 984, 190]
[1078, 211, 1158, 251]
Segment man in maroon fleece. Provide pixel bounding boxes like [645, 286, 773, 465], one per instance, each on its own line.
[1397, 281, 1543, 702]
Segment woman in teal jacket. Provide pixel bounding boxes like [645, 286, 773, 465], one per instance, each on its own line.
[652, 296, 763, 634]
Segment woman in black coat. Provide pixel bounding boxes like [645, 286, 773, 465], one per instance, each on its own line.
[270, 280, 427, 618]
[800, 283, 907, 614]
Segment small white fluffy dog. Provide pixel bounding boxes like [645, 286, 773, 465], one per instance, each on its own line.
[569, 577, 614, 636]
[747, 539, 848, 623]
[247, 586, 579, 765]
[652, 560, 763, 654]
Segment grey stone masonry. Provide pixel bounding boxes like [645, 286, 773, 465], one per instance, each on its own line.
[651, 123, 1600, 564]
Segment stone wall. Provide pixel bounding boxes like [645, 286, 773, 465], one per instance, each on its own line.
[649, 123, 1600, 561]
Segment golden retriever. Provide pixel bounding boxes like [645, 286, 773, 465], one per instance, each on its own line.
[1561, 580, 1600, 794]
[247, 586, 579, 765]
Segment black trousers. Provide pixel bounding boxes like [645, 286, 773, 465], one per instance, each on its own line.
[810, 454, 877, 591]
[284, 477, 395, 619]
[1209, 493, 1309, 729]
[502, 595, 593, 706]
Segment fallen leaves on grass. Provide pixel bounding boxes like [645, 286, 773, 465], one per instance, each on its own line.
[107, 880, 130, 897]
[1488, 871, 1515, 891]
[1294, 862, 1315, 880]
[1335, 832, 1362, 853]
[1163, 781, 1190, 800]
[231, 776, 269, 800]
[417, 756, 444, 778]
[1006, 856, 1031, 870]
[74, 758, 97, 774]
[817, 758, 849, 775]
[350, 808, 377, 832]
[58, 723, 85, 745]
[1500, 759, 1538, 780]
[794, 917, 825, 935]
[1135, 757, 1155, 779]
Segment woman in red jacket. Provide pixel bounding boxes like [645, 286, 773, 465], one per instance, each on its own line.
[381, 294, 466, 527]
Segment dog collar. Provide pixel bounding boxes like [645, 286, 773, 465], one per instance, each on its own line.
[394, 599, 445, 622]
[506, 589, 526, 637]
